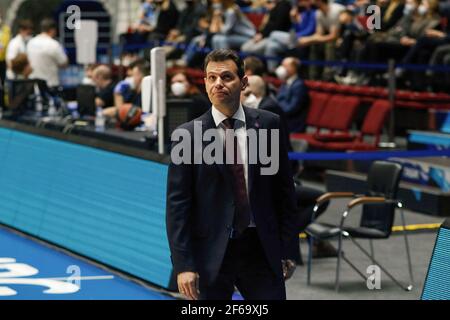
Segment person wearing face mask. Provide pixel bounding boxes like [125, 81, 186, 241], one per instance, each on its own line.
[6, 20, 33, 80]
[169, 71, 211, 119]
[275, 57, 309, 133]
[349, 0, 440, 85]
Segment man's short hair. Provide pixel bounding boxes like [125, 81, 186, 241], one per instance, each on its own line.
[204, 49, 245, 79]
[244, 56, 266, 76]
[18, 19, 33, 31]
[40, 18, 56, 33]
[133, 61, 151, 76]
[93, 65, 112, 81]
[286, 57, 301, 71]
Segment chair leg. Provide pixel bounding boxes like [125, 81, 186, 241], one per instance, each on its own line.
[400, 207, 414, 284]
[335, 232, 344, 292]
[369, 239, 375, 265]
[349, 236, 413, 291]
[307, 235, 313, 285]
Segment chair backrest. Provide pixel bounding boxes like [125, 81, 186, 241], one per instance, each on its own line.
[360, 99, 391, 137]
[317, 95, 360, 131]
[360, 161, 403, 236]
[306, 92, 330, 127]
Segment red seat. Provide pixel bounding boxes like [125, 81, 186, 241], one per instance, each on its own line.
[317, 99, 392, 151]
[291, 95, 360, 146]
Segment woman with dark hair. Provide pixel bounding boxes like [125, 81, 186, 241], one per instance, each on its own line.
[168, 71, 211, 119]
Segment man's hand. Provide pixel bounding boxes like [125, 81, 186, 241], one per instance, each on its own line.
[426, 29, 446, 38]
[282, 259, 296, 281]
[177, 272, 200, 300]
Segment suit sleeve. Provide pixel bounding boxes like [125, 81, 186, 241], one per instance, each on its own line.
[166, 137, 197, 274]
[277, 80, 306, 116]
[272, 116, 299, 260]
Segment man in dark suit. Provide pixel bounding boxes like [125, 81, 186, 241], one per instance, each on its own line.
[166, 49, 299, 300]
[275, 57, 309, 133]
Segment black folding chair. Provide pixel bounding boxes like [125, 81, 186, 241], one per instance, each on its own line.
[305, 161, 414, 291]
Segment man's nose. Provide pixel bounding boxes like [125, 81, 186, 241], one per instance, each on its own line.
[213, 77, 224, 87]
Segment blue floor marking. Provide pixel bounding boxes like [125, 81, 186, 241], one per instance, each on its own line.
[0, 227, 174, 300]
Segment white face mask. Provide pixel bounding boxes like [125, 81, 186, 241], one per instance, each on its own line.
[275, 66, 288, 80]
[244, 93, 259, 109]
[403, 3, 416, 15]
[417, 4, 428, 15]
[171, 82, 187, 97]
[125, 76, 136, 90]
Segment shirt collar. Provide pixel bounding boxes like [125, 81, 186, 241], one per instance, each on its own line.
[211, 104, 246, 128]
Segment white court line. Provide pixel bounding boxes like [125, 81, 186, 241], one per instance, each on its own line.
[45, 275, 115, 281]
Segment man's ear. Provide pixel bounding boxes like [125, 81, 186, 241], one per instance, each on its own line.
[241, 75, 248, 91]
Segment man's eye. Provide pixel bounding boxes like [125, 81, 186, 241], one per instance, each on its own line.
[223, 75, 232, 81]
[208, 76, 216, 82]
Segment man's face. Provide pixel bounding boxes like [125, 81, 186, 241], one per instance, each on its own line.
[132, 67, 144, 90]
[282, 59, 295, 78]
[205, 60, 247, 109]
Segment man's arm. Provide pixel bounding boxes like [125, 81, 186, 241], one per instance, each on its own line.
[166, 136, 196, 274]
[166, 136, 200, 299]
[272, 116, 299, 261]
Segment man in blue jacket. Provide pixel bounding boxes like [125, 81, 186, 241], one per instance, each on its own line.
[275, 57, 309, 133]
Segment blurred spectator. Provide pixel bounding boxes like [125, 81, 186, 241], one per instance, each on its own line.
[10, 53, 32, 79]
[398, 0, 450, 88]
[241, 0, 292, 56]
[165, 0, 208, 60]
[244, 55, 267, 76]
[210, 0, 256, 50]
[184, 0, 256, 66]
[379, 0, 406, 31]
[275, 57, 309, 133]
[104, 60, 150, 118]
[334, 9, 369, 81]
[132, 0, 179, 43]
[242, 74, 285, 118]
[150, 0, 180, 41]
[81, 64, 97, 85]
[298, 0, 345, 80]
[27, 19, 68, 88]
[0, 12, 11, 86]
[260, 0, 317, 72]
[137, 0, 158, 33]
[168, 70, 211, 119]
[355, 0, 441, 84]
[6, 19, 33, 80]
[167, 0, 207, 44]
[92, 65, 116, 109]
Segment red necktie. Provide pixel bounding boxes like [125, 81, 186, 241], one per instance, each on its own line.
[222, 118, 251, 237]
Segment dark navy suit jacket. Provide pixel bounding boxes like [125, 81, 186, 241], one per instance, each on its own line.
[276, 77, 309, 133]
[166, 106, 298, 285]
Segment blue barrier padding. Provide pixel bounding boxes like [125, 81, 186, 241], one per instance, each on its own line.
[0, 227, 173, 300]
[288, 149, 450, 161]
[121, 41, 450, 73]
[409, 132, 450, 148]
[0, 127, 173, 289]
